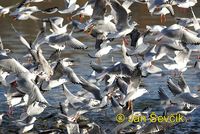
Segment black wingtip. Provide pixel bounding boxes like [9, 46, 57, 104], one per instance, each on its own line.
[88, 53, 96, 58]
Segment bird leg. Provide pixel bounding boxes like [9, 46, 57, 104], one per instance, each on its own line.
[130, 101, 134, 114]
[163, 14, 166, 22]
[95, 57, 101, 64]
[160, 14, 163, 23]
[170, 70, 176, 77]
[87, 25, 94, 35]
[111, 56, 114, 63]
[178, 71, 183, 76]
[13, 16, 17, 21]
[10, 81, 17, 88]
[67, 16, 73, 22]
[79, 14, 84, 23]
[171, 70, 179, 77]
[7, 106, 13, 117]
[107, 92, 113, 100]
[71, 113, 80, 122]
[27, 57, 32, 64]
[196, 55, 200, 60]
[25, 3, 30, 7]
[122, 37, 129, 46]
[127, 101, 131, 110]
[160, 14, 166, 23]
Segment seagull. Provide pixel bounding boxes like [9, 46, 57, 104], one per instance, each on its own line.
[146, 0, 174, 22]
[121, 0, 134, 13]
[0, 3, 18, 17]
[49, 19, 70, 34]
[88, 45, 113, 58]
[13, 11, 40, 21]
[0, 54, 30, 74]
[86, 0, 117, 41]
[136, 121, 172, 134]
[42, 31, 88, 49]
[0, 113, 4, 126]
[190, 7, 200, 33]
[107, 0, 138, 41]
[163, 50, 191, 73]
[79, 76, 102, 101]
[72, 1, 94, 21]
[17, 0, 44, 8]
[87, 71, 97, 83]
[11, 5, 41, 20]
[129, 28, 141, 48]
[37, 47, 53, 78]
[126, 30, 152, 57]
[171, 0, 197, 8]
[58, 0, 80, 14]
[158, 87, 196, 116]
[16, 72, 48, 106]
[152, 7, 174, 23]
[90, 61, 107, 73]
[4, 86, 28, 115]
[42, 17, 64, 28]
[0, 36, 11, 56]
[88, 42, 121, 59]
[41, 6, 58, 14]
[50, 58, 82, 84]
[48, 49, 63, 62]
[161, 24, 200, 44]
[26, 101, 47, 117]
[15, 116, 37, 133]
[62, 84, 86, 108]
[158, 75, 199, 116]
[120, 63, 148, 111]
[175, 17, 200, 27]
[90, 0, 107, 21]
[12, 25, 44, 63]
[39, 78, 68, 91]
[59, 84, 94, 122]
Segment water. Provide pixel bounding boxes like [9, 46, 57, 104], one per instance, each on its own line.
[0, 0, 200, 133]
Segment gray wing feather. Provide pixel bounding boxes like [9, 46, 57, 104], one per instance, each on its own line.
[64, 66, 82, 84]
[80, 76, 102, 100]
[167, 78, 182, 96]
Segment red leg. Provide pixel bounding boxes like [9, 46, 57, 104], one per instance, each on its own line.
[163, 15, 166, 22]
[160, 15, 163, 23]
[79, 14, 84, 23]
[123, 37, 129, 46]
[7, 106, 13, 117]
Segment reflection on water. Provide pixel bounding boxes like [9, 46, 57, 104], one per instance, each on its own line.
[0, 1, 200, 133]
